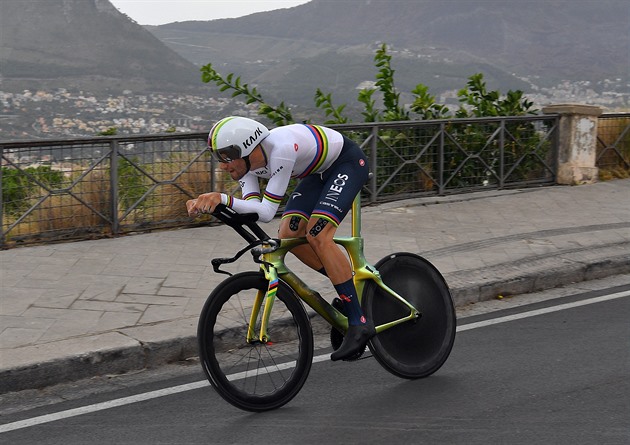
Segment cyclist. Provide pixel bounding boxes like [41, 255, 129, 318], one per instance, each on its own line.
[187, 116, 374, 361]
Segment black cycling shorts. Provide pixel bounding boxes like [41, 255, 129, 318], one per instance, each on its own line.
[282, 136, 369, 227]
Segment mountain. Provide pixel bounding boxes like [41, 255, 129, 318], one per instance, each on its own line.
[0, 0, 627, 140]
[149, 0, 629, 107]
[0, 0, 203, 94]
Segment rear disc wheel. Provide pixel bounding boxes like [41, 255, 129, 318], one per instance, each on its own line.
[363, 253, 456, 379]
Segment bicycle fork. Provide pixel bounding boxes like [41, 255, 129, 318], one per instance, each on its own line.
[246, 263, 278, 344]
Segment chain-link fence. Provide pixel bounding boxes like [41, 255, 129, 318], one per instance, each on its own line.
[2, 115, 560, 248]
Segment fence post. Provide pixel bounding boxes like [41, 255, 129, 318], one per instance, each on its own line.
[210, 156, 217, 193]
[542, 104, 603, 185]
[109, 140, 119, 235]
[438, 122, 445, 195]
[0, 146, 4, 248]
[370, 125, 378, 202]
[499, 119, 505, 188]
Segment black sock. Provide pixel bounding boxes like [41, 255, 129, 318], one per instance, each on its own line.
[333, 278, 365, 326]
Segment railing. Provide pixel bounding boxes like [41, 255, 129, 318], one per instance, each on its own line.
[333, 115, 558, 201]
[1, 115, 559, 248]
[597, 113, 630, 179]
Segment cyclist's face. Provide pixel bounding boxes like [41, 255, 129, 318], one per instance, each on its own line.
[219, 158, 248, 180]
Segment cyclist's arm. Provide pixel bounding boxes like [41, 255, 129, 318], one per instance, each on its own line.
[221, 158, 295, 222]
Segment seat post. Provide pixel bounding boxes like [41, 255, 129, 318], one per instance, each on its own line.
[351, 193, 361, 238]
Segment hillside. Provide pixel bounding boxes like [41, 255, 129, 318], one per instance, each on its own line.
[150, 0, 629, 107]
[0, 0, 203, 94]
[156, 0, 627, 81]
[0, 0, 627, 141]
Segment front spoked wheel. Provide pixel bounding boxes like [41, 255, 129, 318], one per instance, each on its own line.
[198, 272, 314, 412]
[363, 253, 456, 379]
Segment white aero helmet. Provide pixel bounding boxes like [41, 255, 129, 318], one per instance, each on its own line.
[208, 116, 270, 163]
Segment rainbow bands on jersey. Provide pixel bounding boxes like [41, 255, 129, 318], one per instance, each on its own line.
[243, 192, 261, 201]
[263, 191, 283, 205]
[223, 194, 234, 208]
[298, 124, 328, 178]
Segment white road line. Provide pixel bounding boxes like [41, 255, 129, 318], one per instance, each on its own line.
[0, 381, 208, 434]
[456, 290, 630, 332]
[1, 290, 628, 434]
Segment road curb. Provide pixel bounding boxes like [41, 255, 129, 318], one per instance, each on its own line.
[1, 256, 629, 394]
[449, 253, 630, 305]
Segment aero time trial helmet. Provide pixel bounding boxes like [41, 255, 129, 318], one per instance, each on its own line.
[208, 116, 270, 163]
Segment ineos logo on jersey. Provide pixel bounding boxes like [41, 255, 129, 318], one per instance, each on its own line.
[270, 165, 284, 178]
[242, 127, 264, 149]
[325, 173, 349, 202]
[294, 143, 299, 152]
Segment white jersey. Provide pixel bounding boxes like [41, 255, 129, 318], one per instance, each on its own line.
[220, 124, 345, 222]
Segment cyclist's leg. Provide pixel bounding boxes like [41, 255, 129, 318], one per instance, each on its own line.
[305, 135, 369, 286]
[279, 176, 327, 272]
[303, 219, 350, 284]
[303, 138, 372, 360]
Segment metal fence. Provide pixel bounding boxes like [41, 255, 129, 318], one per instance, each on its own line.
[2, 115, 559, 248]
[597, 113, 630, 179]
[333, 115, 558, 201]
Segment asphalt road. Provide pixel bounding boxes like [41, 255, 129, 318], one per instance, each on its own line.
[2, 279, 629, 445]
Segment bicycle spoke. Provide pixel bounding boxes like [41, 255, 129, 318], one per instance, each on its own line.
[198, 272, 313, 410]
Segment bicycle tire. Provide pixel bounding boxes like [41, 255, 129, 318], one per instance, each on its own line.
[363, 252, 456, 379]
[198, 272, 314, 412]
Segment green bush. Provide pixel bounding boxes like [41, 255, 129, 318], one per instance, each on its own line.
[117, 156, 149, 211]
[2, 165, 64, 214]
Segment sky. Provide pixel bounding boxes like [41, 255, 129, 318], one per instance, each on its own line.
[109, 0, 311, 25]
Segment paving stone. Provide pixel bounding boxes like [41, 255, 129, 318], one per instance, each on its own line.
[121, 277, 164, 295]
[136, 303, 186, 323]
[116, 293, 190, 306]
[0, 327, 46, 349]
[33, 290, 82, 309]
[78, 281, 126, 301]
[70, 300, 147, 313]
[0, 288, 46, 316]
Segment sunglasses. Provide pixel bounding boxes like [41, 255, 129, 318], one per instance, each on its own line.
[211, 144, 242, 163]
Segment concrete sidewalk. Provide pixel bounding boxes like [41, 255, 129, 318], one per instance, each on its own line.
[1, 180, 629, 393]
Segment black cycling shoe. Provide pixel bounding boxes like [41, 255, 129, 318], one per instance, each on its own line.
[330, 321, 376, 362]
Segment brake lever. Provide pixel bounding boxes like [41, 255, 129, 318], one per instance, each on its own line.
[211, 258, 233, 276]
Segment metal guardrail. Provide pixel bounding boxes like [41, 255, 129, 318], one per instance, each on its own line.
[2, 115, 560, 248]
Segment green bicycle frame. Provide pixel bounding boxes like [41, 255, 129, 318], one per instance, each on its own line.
[252, 193, 421, 344]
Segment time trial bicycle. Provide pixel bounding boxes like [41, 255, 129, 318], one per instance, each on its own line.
[197, 192, 456, 412]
